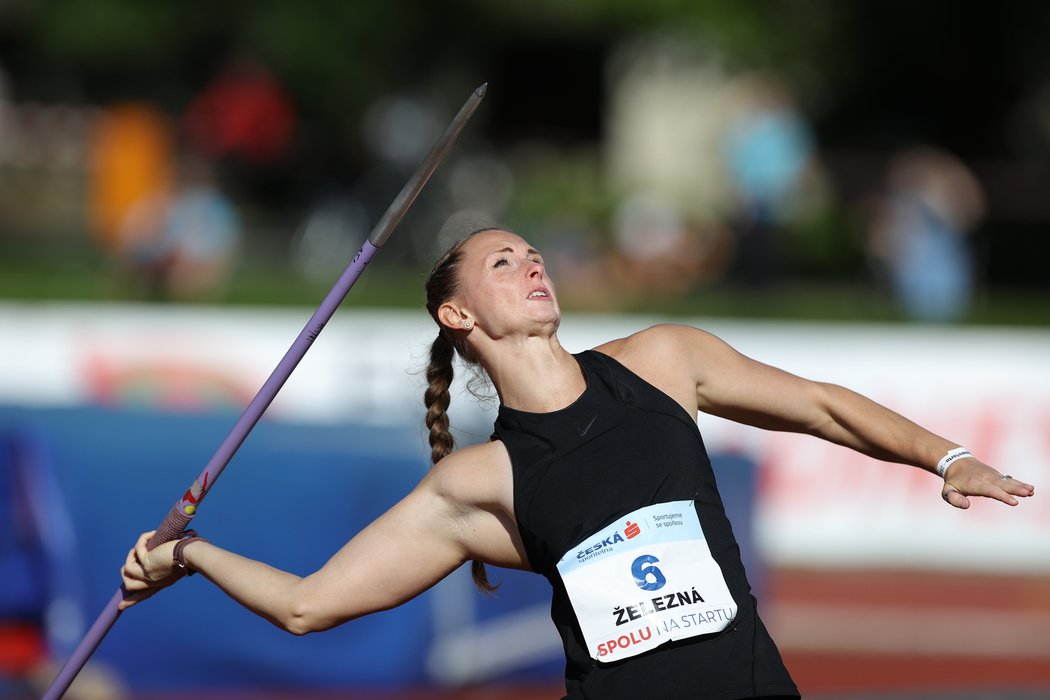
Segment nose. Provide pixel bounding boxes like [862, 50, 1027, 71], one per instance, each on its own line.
[527, 259, 544, 278]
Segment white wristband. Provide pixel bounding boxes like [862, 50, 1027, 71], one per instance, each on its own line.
[937, 447, 973, 478]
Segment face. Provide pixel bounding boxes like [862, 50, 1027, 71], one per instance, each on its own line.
[441, 230, 560, 337]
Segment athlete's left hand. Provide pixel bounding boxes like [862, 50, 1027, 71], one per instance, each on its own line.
[941, 459, 1035, 509]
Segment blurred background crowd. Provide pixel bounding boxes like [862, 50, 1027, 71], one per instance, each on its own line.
[0, 0, 1047, 322]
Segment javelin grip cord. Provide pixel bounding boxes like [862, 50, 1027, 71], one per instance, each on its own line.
[42, 82, 487, 700]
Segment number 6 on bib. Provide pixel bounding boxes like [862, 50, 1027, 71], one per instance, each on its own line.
[556, 500, 738, 662]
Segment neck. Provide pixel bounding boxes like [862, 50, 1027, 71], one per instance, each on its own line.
[478, 334, 585, 413]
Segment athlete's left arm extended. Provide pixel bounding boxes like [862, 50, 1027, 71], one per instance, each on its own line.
[664, 324, 1035, 509]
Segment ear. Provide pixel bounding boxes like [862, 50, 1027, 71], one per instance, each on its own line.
[437, 302, 472, 332]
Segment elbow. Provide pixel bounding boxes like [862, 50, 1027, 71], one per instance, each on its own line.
[284, 599, 331, 636]
[284, 606, 313, 636]
[282, 583, 351, 636]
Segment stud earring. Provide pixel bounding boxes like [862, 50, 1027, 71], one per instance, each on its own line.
[463, 320, 473, 330]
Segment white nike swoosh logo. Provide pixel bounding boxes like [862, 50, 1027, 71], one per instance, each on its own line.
[577, 415, 597, 436]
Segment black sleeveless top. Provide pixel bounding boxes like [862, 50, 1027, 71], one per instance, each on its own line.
[491, 350, 799, 699]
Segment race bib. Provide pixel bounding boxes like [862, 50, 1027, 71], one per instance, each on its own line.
[556, 500, 737, 662]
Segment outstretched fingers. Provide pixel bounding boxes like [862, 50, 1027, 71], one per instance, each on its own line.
[995, 474, 1036, 503]
[942, 463, 1035, 509]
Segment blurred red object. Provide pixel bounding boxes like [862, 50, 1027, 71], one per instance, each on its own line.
[0, 622, 46, 675]
[183, 58, 295, 166]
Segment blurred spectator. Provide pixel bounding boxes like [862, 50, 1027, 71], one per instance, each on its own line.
[87, 103, 175, 253]
[609, 190, 710, 302]
[603, 36, 736, 297]
[183, 55, 295, 168]
[0, 434, 49, 698]
[720, 74, 818, 287]
[121, 155, 242, 302]
[605, 36, 733, 224]
[867, 146, 986, 322]
[0, 431, 126, 699]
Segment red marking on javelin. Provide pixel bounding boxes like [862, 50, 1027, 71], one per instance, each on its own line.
[183, 472, 209, 505]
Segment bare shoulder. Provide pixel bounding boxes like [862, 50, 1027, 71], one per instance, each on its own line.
[594, 323, 719, 374]
[422, 438, 528, 569]
[423, 440, 513, 512]
[594, 324, 721, 415]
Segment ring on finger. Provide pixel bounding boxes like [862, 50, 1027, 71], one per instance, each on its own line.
[942, 486, 959, 503]
[1001, 475, 1012, 481]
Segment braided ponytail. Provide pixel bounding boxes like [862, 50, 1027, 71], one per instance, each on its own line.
[424, 229, 499, 594]
[424, 332, 456, 466]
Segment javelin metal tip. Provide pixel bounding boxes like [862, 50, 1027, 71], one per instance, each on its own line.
[475, 82, 488, 98]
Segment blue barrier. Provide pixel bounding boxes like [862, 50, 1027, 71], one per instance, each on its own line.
[0, 406, 757, 693]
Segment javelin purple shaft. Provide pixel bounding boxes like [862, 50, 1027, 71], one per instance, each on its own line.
[43, 83, 487, 700]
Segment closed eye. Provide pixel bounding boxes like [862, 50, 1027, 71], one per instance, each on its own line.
[492, 257, 509, 268]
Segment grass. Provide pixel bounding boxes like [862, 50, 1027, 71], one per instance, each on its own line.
[0, 241, 1047, 326]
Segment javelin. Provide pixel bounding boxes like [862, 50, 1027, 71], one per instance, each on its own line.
[42, 82, 488, 700]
